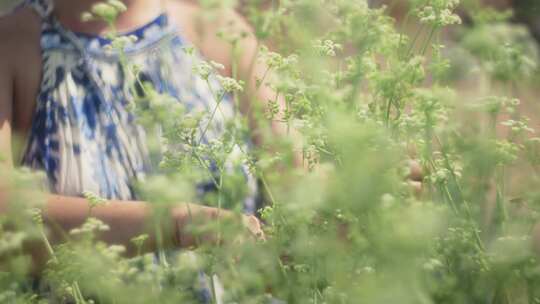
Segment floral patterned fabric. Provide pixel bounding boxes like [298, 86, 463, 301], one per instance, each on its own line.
[19, 0, 258, 213]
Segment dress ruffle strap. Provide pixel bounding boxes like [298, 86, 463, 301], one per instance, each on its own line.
[23, 0, 54, 19]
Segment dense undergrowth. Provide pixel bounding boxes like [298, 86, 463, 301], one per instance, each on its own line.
[1, 0, 540, 303]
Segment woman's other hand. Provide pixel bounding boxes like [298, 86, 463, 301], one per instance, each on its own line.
[407, 159, 423, 196]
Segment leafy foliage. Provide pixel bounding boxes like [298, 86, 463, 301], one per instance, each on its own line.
[1, 0, 540, 303]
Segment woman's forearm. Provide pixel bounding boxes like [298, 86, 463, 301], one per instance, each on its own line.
[44, 194, 235, 251]
[44, 194, 154, 251]
[0, 191, 226, 253]
[1, 183, 263, 275]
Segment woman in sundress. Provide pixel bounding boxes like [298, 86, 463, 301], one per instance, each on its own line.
[0, 0, 278, 301]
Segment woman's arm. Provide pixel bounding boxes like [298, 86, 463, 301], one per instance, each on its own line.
[0, 177, 261, 266]
[0, 50, 263, 264]
[237, 30, 307, 167]
[0, 186, 251, 275]
[0, 190, 233, 252]
[166, 3, 305, 166]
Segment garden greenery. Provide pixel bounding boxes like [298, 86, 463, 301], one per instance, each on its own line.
[1, 0, 540, 303]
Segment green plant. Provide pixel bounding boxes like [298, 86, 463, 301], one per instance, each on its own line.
[1, 0, 540, 303]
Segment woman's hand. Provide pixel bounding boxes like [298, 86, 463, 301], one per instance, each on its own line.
[408, 159, 423, 196]
[171, 204, 265, 248]
[242, 214, 265, 241]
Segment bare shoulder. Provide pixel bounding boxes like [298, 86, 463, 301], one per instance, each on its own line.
[165, 0, 256, 75]
[0, 7, 42, 133]
[0, 7, 41, 71]
[0, 8, 40, 86]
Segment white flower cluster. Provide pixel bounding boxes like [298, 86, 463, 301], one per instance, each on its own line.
[70, 218, 110, 236]
[216, 75, 245, 93]
[416, 0, 462, 27]
[313, 39, 343, 57]
[192, 61, 224, 81]
[259, 46, 299, 70]
[83, 190, 107, 210]
[501, 117, 535, 134]
[104, 35, 138, 51]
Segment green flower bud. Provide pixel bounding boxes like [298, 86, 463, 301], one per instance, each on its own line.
[91, 3, 118, 23]
[107, 0, 127, 13]
[81, 12, 95, 22]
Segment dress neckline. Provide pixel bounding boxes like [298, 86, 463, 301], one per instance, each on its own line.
[41, 12, 180, 57]
[52, 12, 175, 52]
[23, 0, 181, 56]
[63, 13, 170, 47]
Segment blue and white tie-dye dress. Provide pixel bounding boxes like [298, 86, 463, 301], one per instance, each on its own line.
[19, 0, 258, 213]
